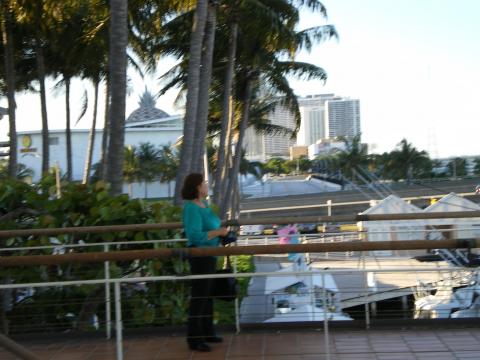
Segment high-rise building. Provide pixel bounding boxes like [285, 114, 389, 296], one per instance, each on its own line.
[245, 95, 361, 161]
[296, 94, 337, 146]
[244, 104, 296, 162]
[325, 98, 361, 139]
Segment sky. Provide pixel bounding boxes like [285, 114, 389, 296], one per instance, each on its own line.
[1, 0, 480, 158]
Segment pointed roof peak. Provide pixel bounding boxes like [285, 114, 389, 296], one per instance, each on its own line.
[126, 88, 170, 124]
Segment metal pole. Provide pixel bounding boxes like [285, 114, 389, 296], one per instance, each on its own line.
[322, 272, 330, 360]
[114, 282, 123, 360]
[327, 200, 332, 216]
[233, 256, 240, 333]
[104, 244, 111, 339]
[362, 252, 370, 329]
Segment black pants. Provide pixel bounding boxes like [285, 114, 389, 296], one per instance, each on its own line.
[187, 256, 216, 345]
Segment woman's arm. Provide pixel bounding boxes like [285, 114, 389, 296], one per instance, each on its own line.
[183, 206, 227, 245]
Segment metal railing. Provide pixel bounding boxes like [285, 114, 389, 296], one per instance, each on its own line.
[0, 211, 479, 360]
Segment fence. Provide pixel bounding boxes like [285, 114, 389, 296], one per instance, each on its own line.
[0, 211, 479, 359]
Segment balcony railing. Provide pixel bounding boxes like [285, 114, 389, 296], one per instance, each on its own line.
[0, 211, 479, 360]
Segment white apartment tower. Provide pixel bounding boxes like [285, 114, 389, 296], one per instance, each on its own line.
[244, 104, 296, 161]
[325, 98, 361, 139]
[297, 94, 337, 146]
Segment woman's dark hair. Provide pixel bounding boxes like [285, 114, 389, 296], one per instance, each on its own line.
[181, 173, 204, 200]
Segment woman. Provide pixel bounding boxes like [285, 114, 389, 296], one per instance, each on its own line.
[181, 173, 228, 352]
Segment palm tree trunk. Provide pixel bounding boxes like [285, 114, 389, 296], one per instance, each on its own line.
[1, 2, 17, 178]
[218, 96, 235, 216]
[221, 78, 252, 216]
[33, 2, 49, 175]
[192, 4, 217, 173]
[65, 77, 72, 181]
[106, 0, 128, 195]
[83, 79, 99, 184]
[173, 0, 209, 205]
[213, 21, 238, 205]
[101, 78, 110, 180]
[36, 43, 49, 175]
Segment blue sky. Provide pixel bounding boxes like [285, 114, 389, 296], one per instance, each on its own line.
[1, 0, 479, 158]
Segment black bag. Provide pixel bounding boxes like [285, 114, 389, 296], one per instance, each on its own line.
[212, 256, 238, 302]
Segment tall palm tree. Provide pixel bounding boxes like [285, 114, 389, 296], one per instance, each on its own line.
[15, 0, 52, 174]
[212, 20, 237, 205]
[173, 0, 209, 204]
[192, 3, 217, 173]
[81, 3, 109, 184]
[1, 0, 17, 177]
[106, 0, 128, 195]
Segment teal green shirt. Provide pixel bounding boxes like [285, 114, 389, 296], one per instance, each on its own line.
[182, 200, 221, 248]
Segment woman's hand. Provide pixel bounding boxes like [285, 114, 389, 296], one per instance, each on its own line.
[207, 227, 229, 240]
[217, 227, 229, 237]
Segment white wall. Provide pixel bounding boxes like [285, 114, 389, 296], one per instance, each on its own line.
[17, 128, 182, 186]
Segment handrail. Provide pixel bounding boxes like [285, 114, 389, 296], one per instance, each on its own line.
[1, 210, 480, 239]
[0, 238, 478, 267]
[240, 192, 478, 213]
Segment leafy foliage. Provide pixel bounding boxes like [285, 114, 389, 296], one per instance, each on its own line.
[0, 177, 188, 332]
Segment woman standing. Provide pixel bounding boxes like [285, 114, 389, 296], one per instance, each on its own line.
[181, 173, 228, 352]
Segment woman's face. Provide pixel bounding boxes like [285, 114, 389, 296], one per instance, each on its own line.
[197, 180, 209, 199]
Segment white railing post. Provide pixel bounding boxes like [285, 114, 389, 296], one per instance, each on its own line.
[322, 272, 330, 360]
[104, 244, 112, 339]
[233, 256, 241, 334]
[114, 282, 123, 360]
[362, 252, 370, 329]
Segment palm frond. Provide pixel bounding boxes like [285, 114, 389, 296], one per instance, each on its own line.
[75, 89, 89, 126]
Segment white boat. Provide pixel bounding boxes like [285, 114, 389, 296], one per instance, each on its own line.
[262, 256, 352, 322]
[415, 272, 480, 319]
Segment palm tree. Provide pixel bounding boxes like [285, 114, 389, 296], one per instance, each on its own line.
[192, 3, 217, 173]
[158, 145, 179, 198]
[1, 0, 17, 177]
[173, 0, 209, 204]
[212, 20, 238, 206]
[81, 3, 109, 184]
[48, 1, 92, 181]
[15, 0, 52, 175]
[136, 142, 161, 198]
[335, 135, 369, 181]
[447, 157, 467, 178]
[123, 145, 139, 196]
[389, 139, 430, 183]
[106, 0, 128, 195]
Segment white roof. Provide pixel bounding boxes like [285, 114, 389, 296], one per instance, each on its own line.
[264, 305, 352, 322]
[424, 193, 480, 213]
[264, 267, 338, 294]
[361, 195, 421, 215]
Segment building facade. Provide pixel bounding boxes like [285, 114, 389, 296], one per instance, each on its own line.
[16, 91, 183, 198]
[296, 94, 337, 146]
[325, 98, 361, 139]
[244, 104, 297, 162]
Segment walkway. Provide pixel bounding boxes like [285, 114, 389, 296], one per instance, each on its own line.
[3, 328, 480, 359]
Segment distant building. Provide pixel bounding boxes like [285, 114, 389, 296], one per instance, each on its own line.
[296, 94, 337, 146]
[244, 104, 296, 162]
[289, 146, 308, 160]
[325, 98, 361, 140]
[17, 90, 182, 198]
[308, 139, 346, 160]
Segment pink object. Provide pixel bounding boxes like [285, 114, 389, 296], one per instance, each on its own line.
[278, 225, 298, 244]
